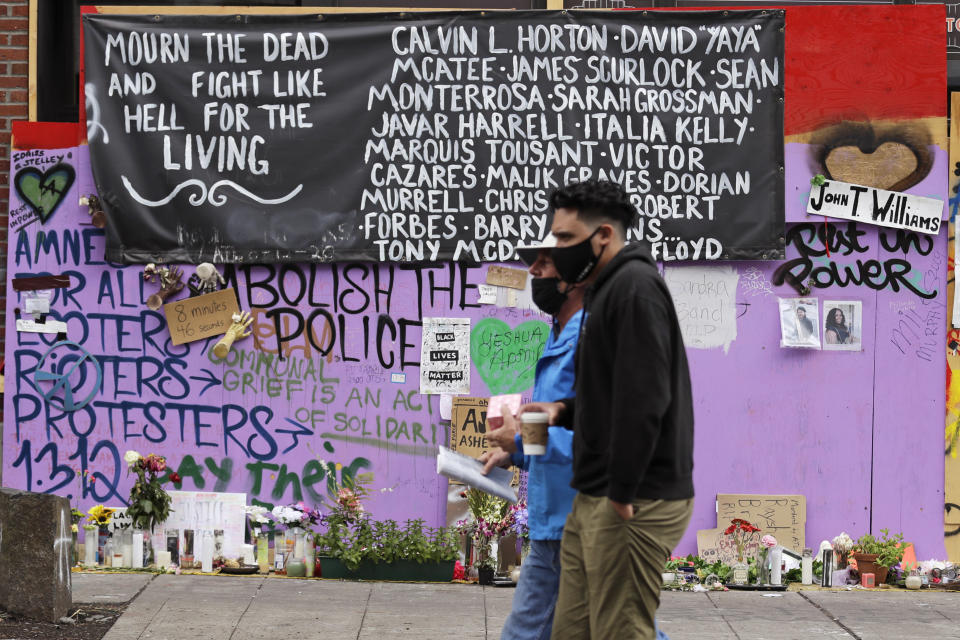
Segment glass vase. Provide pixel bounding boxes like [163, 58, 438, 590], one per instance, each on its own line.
[83, 525, 98, 566]
[256, 533, 270, 574]
[304, 535, 316, 578]
[756, 548, 771, 585]
[290, 527, 305, 559]
[120, 528, 133, 568]
[731, 555, 749, 586]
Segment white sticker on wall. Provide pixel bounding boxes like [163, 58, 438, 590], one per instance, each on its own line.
[664, 266, 739, 353]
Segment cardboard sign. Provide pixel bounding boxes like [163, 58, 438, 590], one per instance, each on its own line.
[717, 493, 806, 552]
[164, 288, 239, 345]
[807, 180, 943, 235]
[487, 266, 528, 290]
[450, 396, 490, 459]
[697, 526, 762, 566]
[160, 491, 247, 559]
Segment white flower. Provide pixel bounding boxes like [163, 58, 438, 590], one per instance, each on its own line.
[243, 505, 271, 524]
[124, 450, 142, 469]
[832, 532, 854, 553]
[271, 505, 305, 525]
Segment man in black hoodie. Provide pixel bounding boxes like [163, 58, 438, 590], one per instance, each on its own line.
[523, 180, 694, 640]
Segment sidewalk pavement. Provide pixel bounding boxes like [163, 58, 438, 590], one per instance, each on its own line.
[72, 572, 960, 640]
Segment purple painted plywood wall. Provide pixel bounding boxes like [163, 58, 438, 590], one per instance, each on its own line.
[3, 145, 550, 528]
[677, 223, 946, 558]
[4, 144, 948, 558]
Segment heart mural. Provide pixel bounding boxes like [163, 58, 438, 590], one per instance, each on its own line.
[14, 163, 76, 224]
[470, 318, 549, 395]
[811, 121, 933, 193]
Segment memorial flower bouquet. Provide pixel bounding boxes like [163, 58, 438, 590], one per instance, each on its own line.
[86, 504, 117, 526]
[456, 488, 511, 570]
[123, 450, 173, 532]
[757, 534, 777, 584]
[243, 505, 271, 537]
[271, 503, 321, 531]
[724, 518, 761, 564]
[509, 501, 529, 540]
[832, 532, 854, 568]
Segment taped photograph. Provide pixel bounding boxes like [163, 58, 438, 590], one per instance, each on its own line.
[822, 301, 862, 351]
[779, 298, 821, 349]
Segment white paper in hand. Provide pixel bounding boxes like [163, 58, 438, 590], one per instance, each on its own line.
[436, 446, 517, 503]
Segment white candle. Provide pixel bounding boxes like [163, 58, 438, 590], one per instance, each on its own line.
[241, 544, 255, 565]
[132, 532, 144, 569]
[156, 550, 171, 568]
[201, 531, 214, 573]
[121, 530, 132, 568]
[770, 546, 782, 585]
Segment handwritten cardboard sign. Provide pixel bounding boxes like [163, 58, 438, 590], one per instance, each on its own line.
[717, 493, 806, 552]
[164, 288, 239, 345]
[450, 396, 490, 459]
[160, 491, 248, 559]
[449, 396, 520, 486]
[487, 266, 528, 290]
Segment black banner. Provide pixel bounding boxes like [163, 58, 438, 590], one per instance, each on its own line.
[82, 10, 784, 264]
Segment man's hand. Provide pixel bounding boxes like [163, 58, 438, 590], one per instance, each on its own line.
[487, 404, 520, 452]
[479, 448, 512, 475]
[610, 499, 634, 521]
[518, 401, 566, 425]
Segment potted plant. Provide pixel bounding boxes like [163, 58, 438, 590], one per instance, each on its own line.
[312, 460, 458, 581]
[852, 529, 904, 584]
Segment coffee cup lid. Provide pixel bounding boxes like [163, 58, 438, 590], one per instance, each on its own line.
[521, 412, 549, 422]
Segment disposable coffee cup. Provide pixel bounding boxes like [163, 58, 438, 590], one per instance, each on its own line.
[520, 412, 549, 455]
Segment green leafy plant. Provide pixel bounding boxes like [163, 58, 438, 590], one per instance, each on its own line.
[853, 529, 905, 567]
[313, 485, 458, 570]
[123, 451, 172, 532]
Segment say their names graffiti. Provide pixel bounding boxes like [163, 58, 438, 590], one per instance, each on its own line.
[82, 12, 785, 263]
[807, 179, 943, 235]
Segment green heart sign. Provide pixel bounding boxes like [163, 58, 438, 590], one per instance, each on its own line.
[471, 318, 549, 395]
[14, 163, 76, 224]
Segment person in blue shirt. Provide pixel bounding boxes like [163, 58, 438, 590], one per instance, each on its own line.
[481, 235, 672, 640]
[480, 233, 583, 640]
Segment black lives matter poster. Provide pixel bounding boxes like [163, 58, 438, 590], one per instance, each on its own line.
[83, 11, 784, 264]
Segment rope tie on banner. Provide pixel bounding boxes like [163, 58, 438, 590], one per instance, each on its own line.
[811, 175, 830, 258]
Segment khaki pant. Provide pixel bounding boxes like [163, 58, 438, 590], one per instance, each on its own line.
[551, 493, 693, 640]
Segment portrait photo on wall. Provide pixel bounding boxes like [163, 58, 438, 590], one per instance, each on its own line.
[779, 297, 821, 349]
[822, 300, 862, 351]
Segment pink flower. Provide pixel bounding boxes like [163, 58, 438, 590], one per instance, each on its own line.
[761, 535, 777, 548]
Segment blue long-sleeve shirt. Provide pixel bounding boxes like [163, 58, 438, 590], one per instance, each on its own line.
[509, 309, 581, 541]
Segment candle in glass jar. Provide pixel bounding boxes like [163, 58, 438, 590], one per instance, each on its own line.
[155, 550, 172, 568]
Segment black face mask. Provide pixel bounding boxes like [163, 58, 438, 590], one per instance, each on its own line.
[531, 277, 568, 316]
[551, 228, 604, 284]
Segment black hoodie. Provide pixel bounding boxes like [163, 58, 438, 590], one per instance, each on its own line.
[560, 243, 694, 503]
